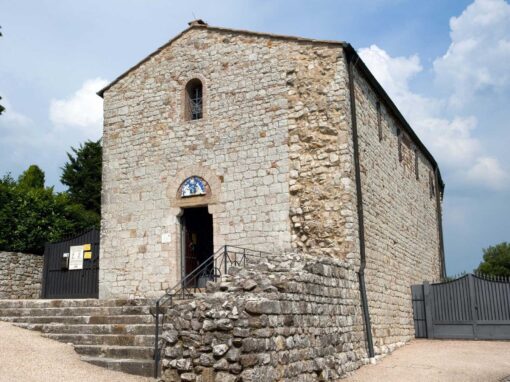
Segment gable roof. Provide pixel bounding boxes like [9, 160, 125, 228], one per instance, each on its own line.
[96, 21, 444, 192]
[96, 22, 346, 97]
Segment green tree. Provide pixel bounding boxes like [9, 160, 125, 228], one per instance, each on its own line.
[476, 242, 510, 277]
[18, 165, 45, 189]
[0, 167, 98, 254]
[60, 140, 102, 215]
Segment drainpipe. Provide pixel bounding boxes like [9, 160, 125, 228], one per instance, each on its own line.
[434, 168, 446, 280]
[345, 47, 375, 360]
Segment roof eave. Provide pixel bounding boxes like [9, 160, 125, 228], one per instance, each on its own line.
[342, 43, 444, 193]
[97, 26, 196, 98]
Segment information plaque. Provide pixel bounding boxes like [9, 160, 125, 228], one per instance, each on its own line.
[69, 245, 84, 270]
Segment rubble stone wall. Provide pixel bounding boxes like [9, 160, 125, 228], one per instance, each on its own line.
[0, 252, 43, 299]
[286, 46, 358, 263]
[351, 66, 442, 353]
[160, 252, 368, 382]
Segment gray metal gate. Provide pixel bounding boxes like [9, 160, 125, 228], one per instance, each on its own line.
[412, 274, 510, 340]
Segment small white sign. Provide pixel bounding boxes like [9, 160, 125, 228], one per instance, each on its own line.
[161, 233, 171, 244]
[69, 245, 84, 270]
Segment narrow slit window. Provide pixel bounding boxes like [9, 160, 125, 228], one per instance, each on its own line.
[376, 101, 382, 141]
[397, 128, 402, 162]
[414, 147, 419, 180]
[429, 171, 435, 199]
[185, 79, 203, 120]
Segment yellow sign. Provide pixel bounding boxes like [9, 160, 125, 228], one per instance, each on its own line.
[83, 244, 91, 251]
[84, 251, 92, 259]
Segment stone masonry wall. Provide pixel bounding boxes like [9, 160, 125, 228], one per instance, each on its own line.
[351, 66, 442, 353]
[0, 252, 43, 299]
[287, 46, 358, 263]
[160, 252, 367, 382]
[100, 26, 355, 298]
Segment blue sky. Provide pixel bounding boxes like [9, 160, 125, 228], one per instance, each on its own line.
[1, 0, 509, 275]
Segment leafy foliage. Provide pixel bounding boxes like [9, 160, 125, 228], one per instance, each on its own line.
[18, 165, 45, 189]
[0, 165, 99, 254]
[444, 271, 468, 282]
[476, 242, 510, 277]
[61, 140, 102, 214]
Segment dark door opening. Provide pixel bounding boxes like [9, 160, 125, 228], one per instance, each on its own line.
[180, 207, 213, 285]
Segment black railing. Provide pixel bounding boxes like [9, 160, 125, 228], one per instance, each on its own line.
[152, 245, 270, 377]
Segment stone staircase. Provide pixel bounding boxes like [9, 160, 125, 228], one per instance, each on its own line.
[0, 299, 156, 377]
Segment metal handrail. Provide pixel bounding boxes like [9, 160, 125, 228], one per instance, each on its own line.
[152, 245, 269, 378]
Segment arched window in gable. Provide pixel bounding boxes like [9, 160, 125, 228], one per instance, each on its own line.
[185, 79, 203, 120]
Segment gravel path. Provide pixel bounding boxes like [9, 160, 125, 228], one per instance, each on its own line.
[344, 339, 510, 382]
[0, 321, 154, 382]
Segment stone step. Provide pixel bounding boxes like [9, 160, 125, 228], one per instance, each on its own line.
[80, 356, 154, 377]
[0, 305, 152, 317]
[0, 314, 155, 325]
[13, 323, 155, 335]
[74, 345, 154, 359]
[0, 299, 151, 309]
[42, 333, 156, 346]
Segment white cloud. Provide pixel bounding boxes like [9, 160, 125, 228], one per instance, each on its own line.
[357, 45, 422, 98]
[465, 156, 508, 190]
[359, 33, 508, 190]
[414, 116, 481, 168]
[0, 95, 32, 127]
[433, 0, 510, 108]
[0, 79, 107, 187]
[50, 78, 108, 136]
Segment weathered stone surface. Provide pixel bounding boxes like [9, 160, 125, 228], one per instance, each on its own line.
[245, 300, 281, 315]
[352, 62, 442, 352]
[100, 22, 443, 382]
[242, 279, 257, 291]
[214, 372, 237, 382]
[180, 372, 196, 381]
[0, 252, 43, 299]
[162, 330, 179, 345]
[160, 252, 367, 381]
[212, 344, 229, 357]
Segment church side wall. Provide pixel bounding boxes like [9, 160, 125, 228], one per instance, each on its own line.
[351, 65, 442, 353]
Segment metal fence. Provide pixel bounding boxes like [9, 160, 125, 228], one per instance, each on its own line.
[412, 274, 510, 340]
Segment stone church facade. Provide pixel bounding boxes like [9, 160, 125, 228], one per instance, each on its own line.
[98, 21, 445, 359]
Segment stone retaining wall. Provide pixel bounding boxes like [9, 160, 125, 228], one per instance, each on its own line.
[160, 252, 368, 382]
[0, 252, 43, 299]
